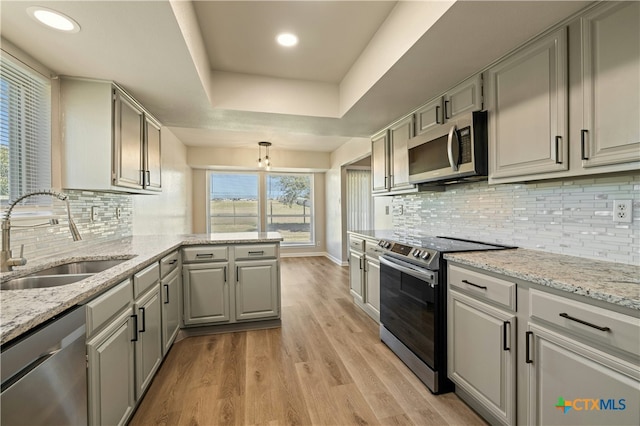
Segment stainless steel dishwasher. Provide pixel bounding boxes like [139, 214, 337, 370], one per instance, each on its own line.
[1, 305, 87, 425]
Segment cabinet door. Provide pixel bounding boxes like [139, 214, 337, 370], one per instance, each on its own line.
[448, 290, 516, 425]
[144, 116, 162, 190]
[527, 324, 640, 425]
[365, 257, 380, 319]
[581, 1, 640, 168]
[487, 28, 568, 180]
[371, 131, 389, 193]
[389, 115, 415, 190]
[349, 250, 365, 303]
[445, 74, 483, 119]
[235, 259, 279, 321]
[113, 90, 144, 189]
[87, 309, 135, 426]
[416, 97, 444, 136]
[161, 268, 180, 355]
[182, 263, 230, 325]
[134, 286, 163, 400]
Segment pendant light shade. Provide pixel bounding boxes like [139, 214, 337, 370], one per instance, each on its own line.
[258, 141, 272, 170]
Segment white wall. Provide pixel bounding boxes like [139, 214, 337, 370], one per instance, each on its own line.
[325, 137, 371, 264]
[132, 127, 192, 234]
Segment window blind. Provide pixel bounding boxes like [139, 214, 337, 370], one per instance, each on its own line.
[346, 169, 372, 231]
[0, 52, 51, 207]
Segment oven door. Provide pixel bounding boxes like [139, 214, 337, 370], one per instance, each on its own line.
[379, 255, 438, 370]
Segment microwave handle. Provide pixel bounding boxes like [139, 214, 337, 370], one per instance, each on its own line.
[447, 125, 460, 171]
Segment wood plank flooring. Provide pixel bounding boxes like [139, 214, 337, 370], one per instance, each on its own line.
[129, 256, 486, 426]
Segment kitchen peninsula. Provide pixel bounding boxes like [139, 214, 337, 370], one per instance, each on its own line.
[0, 232, 283, 345]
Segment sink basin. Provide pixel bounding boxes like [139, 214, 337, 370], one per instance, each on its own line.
[1, 258, 131, 290]
[28, 259, 128, 276]
[1, 274, 94, 290]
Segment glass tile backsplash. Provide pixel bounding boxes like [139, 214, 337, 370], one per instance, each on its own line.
[8, 190, 132, 261]
[390, 173, 639, 265]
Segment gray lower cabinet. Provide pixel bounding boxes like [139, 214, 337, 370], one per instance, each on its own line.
[86, 308, 135, 426]
[182, 262, 230, 325]
[235, 259, 279, 321]
[348, 249, 365, 304]
[348, 233, 382, 323]
[448, 289, 516, 426]
[364, 255, 380, 321]
[133, 285, 163, 400]
[161, 267, 181, 355]
[448, 262, 640, 426]
[527, 323, 640, 425]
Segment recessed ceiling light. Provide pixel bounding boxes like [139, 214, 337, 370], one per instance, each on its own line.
[276, 33, 298, 47]
[27, 6, 80, 33]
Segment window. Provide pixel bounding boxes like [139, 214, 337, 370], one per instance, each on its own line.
[208, 172, 314, 246]
[209, 172, 259, 232]
[0, 51, 51, 208]
[266, 174, 313, 244]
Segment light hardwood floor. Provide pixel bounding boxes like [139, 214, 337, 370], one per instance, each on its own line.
[130, 256, 486, 426]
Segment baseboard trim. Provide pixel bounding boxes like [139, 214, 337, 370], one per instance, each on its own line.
[176, 319, 281, 342]
[280, 251, 326, 258]
[325, 253, 348, 266]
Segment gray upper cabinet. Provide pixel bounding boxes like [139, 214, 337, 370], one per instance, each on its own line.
[113, 90, 144, 189]
[415, 97, 443, 136]
[60, 77, 162, 193]
[144, 116, 162, 191]
[487, 28, 569, 180]
[389, 115, 415, 191]
[444, 74, 483, 121]
[371, 130, 389, 194]
[580, 1, 640, 168]
[371, 116, 417, 195]
[415, 73, 483, 136]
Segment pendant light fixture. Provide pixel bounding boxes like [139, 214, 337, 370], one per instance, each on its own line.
[258, 141, 272, 171]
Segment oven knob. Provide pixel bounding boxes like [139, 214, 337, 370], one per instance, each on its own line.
[384, 241, 392, 249]
[421, 252, 431, 260]
[413, 249, 422, 258]
[378, 240, 384, 247]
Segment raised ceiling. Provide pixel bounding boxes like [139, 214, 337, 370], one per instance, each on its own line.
[0, 1, 592, 152]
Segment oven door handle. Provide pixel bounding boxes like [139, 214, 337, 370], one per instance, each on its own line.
[380, 255, 437, 284]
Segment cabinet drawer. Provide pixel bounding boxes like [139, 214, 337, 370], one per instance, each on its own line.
[448, 264, 516, 310]
[529, 289, 640, 356]
[349, 235, 365, 252]
[182, 246, 228, 263]
[234, 244, 277, 259]
[133, 263, 160, 298]
[86, 279, 132, 336]
[159, 251, 179, 278]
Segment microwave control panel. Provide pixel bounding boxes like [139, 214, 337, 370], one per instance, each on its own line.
[459, 126, 472, 164]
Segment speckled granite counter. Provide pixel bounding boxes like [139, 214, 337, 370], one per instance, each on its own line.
[444, 249, 640, 311]
[0, 232, 282, 345]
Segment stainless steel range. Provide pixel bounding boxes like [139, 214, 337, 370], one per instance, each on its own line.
[377, 236, 514, 394]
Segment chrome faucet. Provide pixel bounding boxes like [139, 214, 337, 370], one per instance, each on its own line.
[1, 190, 82, 272]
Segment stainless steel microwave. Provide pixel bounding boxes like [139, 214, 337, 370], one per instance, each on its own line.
[408, 110, 488, 185]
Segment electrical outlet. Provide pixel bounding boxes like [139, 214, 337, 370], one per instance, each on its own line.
[116, 206, 122, 220]
[90, 206, 97, 222]
[613, 200, 632, 223]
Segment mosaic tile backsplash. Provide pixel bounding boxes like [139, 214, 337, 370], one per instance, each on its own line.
[390, 173, 639, 265]
[6, 190, 132, 261]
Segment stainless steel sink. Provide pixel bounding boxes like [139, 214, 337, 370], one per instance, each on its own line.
[28, 259, 128, 276]
[1, 258, 131, 290]
[1, 274, 94, 290]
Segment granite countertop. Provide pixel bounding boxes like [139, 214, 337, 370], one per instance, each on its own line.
[0, 232, 283, 345]
[444, 249, 640, 311]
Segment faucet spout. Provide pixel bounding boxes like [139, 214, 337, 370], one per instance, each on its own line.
[1, 190, 82, 272]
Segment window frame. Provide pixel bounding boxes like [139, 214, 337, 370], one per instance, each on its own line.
[206, 170, 316, 247]
[0, 47, 53, 218]
[265, 172, 315, 247]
